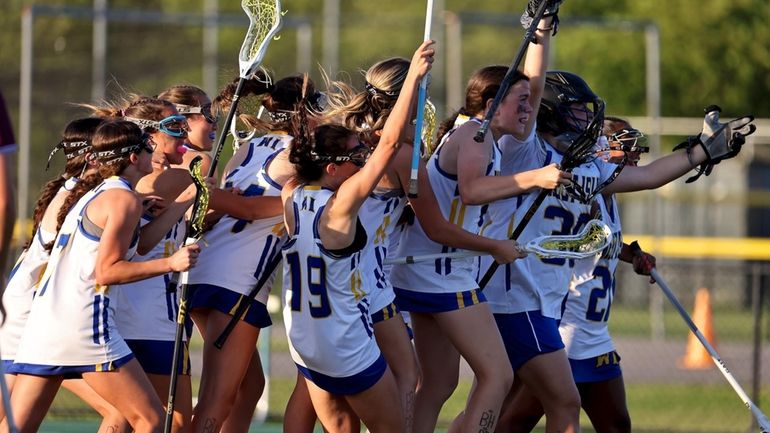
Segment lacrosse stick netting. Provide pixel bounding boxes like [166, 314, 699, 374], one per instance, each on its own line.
[239, 0, 283, 78]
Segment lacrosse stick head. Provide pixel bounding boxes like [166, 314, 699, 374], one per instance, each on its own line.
[187, 156, 211, 240]
[239, 0, 283, 78]
[422, 98, 438, 158]
[526, 219, 612, 259]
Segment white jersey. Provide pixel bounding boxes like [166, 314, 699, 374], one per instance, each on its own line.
[13, 177, 136, 370]
[282, 186, 380, 378]
[187, 133, 291, 304]
[360, 187, 406, 314]
[482, 131, 617, 318]
[114, 216, 186, 341]
[1, 178, 77, 361]
[560, 194, 624, 359]
[389, 119, 493, 294]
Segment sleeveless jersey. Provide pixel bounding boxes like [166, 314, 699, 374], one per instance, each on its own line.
[114, 216, 186, 341]
[389, 118, 493, 294]
[559, 194, 623, 359]
[187, 134, 291, 304]
[281, 186, 380, 378]
[1, 178, 78, 360]
[13, 177, 136, 370]
[359, 187, 407, 314]
[482, 131, 617, 318]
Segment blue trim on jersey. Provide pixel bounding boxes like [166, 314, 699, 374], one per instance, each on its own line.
[370, 302, 399, 324]
[2, 359, 13, 373]
[7, 353, 134, 378]
[292, 200, 300, 237]
[241, 141, 256, 167]
[393, 287, 486, 313]
[78, 218, 101, 242]
[431, 145, 458, 180]
[125, 339, 191, 375]
[261, 148, 285, 190]
[312, 204, 324, 240]
[187, 283, 272, 329]
[253, 235, 280, 282]
[494, 311, 565, 371]
[296, 353, 387, 395]
[569, 351, 622, 383]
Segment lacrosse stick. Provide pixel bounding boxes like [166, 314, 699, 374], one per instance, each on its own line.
[386, 219, 610, 265]
[473, 0, 550, 143]
[422, 99, 438, 158]
[208, 0, 282, 177]
[164, 156, 210, 433]
[477, 106, 604, 289]
[630, 241, 770, 433]
[407, 0, 435, 197]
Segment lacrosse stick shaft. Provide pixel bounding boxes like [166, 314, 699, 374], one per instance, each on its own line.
[408, 0, 435, 198]
[214, 252, 282, 349]
[478, 188, 549, 289]
[208, 78, 245, 178]
[0, 350, 19, 433]
[386, 250, 483, 265]
[649, 267, 770, 432]
[163, 239, 194, 433]
[473, 0, 549, 143]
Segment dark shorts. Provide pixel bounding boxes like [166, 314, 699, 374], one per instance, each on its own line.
[188, 283, 272, 329]
[570, 350, 622, 383]
[393, 287, 486, 313]
[494, 310, 565, 371]
[125, 339, 191, 376]
[297, 354, 387, 395]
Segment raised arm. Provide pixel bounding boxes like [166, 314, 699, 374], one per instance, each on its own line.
[520, 13, 556, 140]
[333, 40, 435, 215]
[605, 107, 755, 194]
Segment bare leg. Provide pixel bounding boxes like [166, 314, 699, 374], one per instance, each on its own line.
[62, 379, 132, 433]
[373, 314, 419, 433]
[432, 304, 512, 433]
[0, 374, 61, 433]
[496, 377, 544, 433]
[82, 360, 164, 433]
[578, 375, 630, 433]
[220, 349, 265, 433]
[284, 373, 323, 433]
[189, 309, 259, 433]
[144, 372, 192, 433]
[514, 350, 581, 433]
[410, 312, 460, 433]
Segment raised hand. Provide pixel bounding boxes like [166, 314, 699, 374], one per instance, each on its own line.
[697, 105, 756, 162]
[521, 0, 564, 29]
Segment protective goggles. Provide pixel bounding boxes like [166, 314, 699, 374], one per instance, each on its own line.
[608, 128, 649, 153]
[311, 143, 371, 168]
[124, 115, 189, 138]
[175, 103, 219, 124]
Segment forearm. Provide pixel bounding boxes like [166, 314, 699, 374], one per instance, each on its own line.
[96, 257, 174, 286]
[460, 172, 538, 205]
[208, 188, 282, 220]
[612, 146, 707, 193]
[423, 220, 501, 253]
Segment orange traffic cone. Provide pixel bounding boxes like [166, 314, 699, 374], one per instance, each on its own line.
[680, 288, 717, 369]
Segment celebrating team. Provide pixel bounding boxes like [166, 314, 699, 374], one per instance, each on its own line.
[0, 1, 757, 433]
